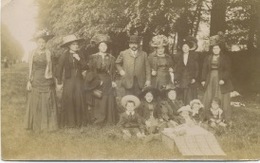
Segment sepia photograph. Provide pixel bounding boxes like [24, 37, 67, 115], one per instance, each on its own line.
[1, 0, 260, 161]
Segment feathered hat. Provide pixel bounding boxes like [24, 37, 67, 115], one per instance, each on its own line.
[150, 35, 169, 47]
[91, 34, 111, 45]
[31, 29, 54, 42]
[181, 36, 198, 51]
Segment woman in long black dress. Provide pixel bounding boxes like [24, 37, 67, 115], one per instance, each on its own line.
[175, 37, 199, 105]
[201, 41, 234, 124]
[56, 34, 87, 128]
[25, 30, 58, 131]
[88, 34, 118, 125]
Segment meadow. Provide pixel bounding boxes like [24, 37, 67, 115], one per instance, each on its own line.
[1, 63, 260, 160]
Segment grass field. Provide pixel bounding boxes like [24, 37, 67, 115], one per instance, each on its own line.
[1, 63, 260, 160]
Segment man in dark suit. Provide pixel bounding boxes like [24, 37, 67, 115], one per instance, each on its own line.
[116, 35, 151, 96]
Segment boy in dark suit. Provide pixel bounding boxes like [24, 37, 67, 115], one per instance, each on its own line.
[117, 95, 145, 140]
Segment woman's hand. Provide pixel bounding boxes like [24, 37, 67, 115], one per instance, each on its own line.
[145, 120, 152, 127]
[201, 81, 205, 86]
[169, 120, 178, 126]
[136, 132, 146, 138]
[56, 84, 63, 91]
[122, 129, 131, 137]
[151, 70, 157, 76]
[219, 80, 225, 85]
[100, 81, 103, 86]
[72, 53, 80, 61]
[82, 70, 87, 78]
[119, 70, 125, 76]
[191, 78, 196, 84]
[144, 80, 151, 87]
[169, 67, 174, 73]
[112, 81, 117, 88]
[26, 81, 32, 91]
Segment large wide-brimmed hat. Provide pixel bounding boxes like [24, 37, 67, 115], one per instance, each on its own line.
[121, 95, 141, 108]
[139, 86, 160, 99]
[181, 36, 198, 51]
[189, 99, 204, 109]
[129, 35, 142, 44]
[177, 105, 192, 113]
[150, 35, 169, 47]
[91, 34, 111, 45]
[60, 34, 84, 48]
[31, 29, 54, 42]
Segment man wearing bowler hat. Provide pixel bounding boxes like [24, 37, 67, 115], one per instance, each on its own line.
[116, 35, 151, 96]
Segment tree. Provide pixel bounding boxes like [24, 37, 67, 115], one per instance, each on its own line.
[226, 0, 258, 50]
[36, 0, 191, 56]
[210, 0, 227, 36]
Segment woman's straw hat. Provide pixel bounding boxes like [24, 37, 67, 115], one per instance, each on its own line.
[60, 34, 84, 48]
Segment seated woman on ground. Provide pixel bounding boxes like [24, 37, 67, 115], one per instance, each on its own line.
[158, 84, 184, 128]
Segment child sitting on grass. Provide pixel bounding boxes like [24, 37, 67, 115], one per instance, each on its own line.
[138, 87, 160, 134]
[117, 95, 145, 140]
[177, 105, 195, 126]
[208, 97, 227, 128]
[190, 99, 205, 124]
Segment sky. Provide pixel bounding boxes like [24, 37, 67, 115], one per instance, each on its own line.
[2, 0, 38, 61]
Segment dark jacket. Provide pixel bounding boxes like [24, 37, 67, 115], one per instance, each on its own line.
[175, 52, 199, 88]
[115, 49, 151, 89]
[137, 101, 160, 121]
[117, 112, 145, 132]
[56, 50, 87, 84]
[158, 99, 184, 122]
[201, 54, 234, 94]
[88, 53, 116, 81]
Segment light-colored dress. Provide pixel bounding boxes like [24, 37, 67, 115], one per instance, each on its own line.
[25, 50, 58, 131]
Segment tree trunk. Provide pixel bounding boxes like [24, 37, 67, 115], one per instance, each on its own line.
[256, 0, 260, 50]
[193, 0, 203, 37]
[247, 4, 257, 51]
[176, 0, 191, 47]
[210, 0, 227, 36]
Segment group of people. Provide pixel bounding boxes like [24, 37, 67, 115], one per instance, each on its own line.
[25, 30, 233, 139]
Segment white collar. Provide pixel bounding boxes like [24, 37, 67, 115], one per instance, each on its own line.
[156, 53, 165, 57]
[130, 49, 137, 54]
[99, 52, 107, 56]
[69, 50, 77, 54]
[192, 108, 200, 116]
[126, 110, 135, 115]
[210, 107, 221, 112]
